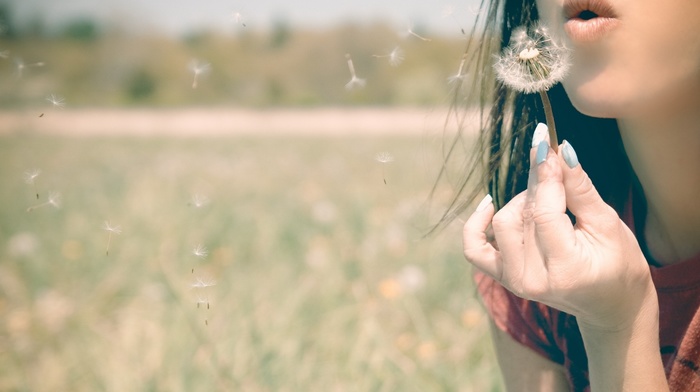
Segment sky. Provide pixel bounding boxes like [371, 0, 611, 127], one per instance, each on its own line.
[7, 0, 481, 37]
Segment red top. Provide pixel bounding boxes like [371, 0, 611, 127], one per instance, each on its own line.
[476, 201, 700, 391]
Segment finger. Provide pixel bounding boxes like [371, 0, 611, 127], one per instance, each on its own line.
[463, 194, 501, 279]
[528, 141, 577, 262]
[559, 140, 618, 229]
[491, 191, 527, 288]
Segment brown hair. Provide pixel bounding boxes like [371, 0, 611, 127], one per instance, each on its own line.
[431, 0, 632, 232]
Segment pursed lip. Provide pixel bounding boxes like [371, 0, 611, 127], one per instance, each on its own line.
[563, 0, 620, 42]
[563, 0, 618, 20]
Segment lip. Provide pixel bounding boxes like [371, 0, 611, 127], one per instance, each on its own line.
[563, 0, 620, 42]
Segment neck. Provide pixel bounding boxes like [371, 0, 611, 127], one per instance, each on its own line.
[618, 111, 700, 265]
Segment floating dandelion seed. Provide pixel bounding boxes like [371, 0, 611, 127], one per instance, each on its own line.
[373, 46, 405, 67]
[188, 59, 211, 89]
[196, 295, 210, 309]
[344, 54, 366, 90]
[192, 244, 208, 258]
[0, 50, 9, 59]
[46, 94, 66, 109]
[23, 169, 41, 199]
[103, 221, 122, 256]
[188, 193, 210, 208]
[191, 244, 208, 273]
[232, 11, 246, 27]
[14, 58, 45, 78]
[26, 191, 60, 212]
[191, 276, 216, 289]
[375, 151, 394, 185]
[404, 21, 431, 42]
[448, 53, 468, 84]
[494, 23, 570, 150]
[442, 5, 466, 35]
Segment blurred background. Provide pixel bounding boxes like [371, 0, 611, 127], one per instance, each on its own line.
[0, 0, 501, 390]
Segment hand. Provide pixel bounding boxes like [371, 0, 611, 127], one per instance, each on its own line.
[463, 136, 656, 331]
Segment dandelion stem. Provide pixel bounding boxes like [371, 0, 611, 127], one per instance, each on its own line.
[539, 90, 558, 152]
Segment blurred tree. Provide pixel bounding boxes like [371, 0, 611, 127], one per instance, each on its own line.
[269, 18, 291, 49]
[62, 18, 100, 42]
[126, 69, 156, 103]
[0, 3, 18, 39]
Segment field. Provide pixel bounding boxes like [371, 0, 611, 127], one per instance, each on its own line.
[0, 123, 501, 391]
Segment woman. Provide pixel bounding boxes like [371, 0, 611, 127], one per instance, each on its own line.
[452, 0, 700, 390]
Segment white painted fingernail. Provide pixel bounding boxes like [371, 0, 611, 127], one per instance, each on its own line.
[475, 194, 493, 213]
[531, 123, 549, 148]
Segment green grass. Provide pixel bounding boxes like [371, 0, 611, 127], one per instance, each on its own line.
[0, 133, 501, 391]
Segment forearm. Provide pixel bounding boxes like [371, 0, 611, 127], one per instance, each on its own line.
[579, 289, 669, 392]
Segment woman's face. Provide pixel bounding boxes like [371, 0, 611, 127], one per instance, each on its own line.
[535, 0, 700, 118]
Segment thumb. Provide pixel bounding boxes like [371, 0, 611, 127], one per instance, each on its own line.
[559, 140, 619, 229]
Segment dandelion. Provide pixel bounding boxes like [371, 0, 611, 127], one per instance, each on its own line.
[26, 191, 61, 212]
[373, 46, 405, 67]
[494, 23, 571, 150]
[188, 59, 211, 89]
[191, 276, 216, 289]
[46, 94, 66, 109]
[103, 221, 122, 256]
[344, 54, 366, 90]
[375, 151, 394, 185]
[23, 169, 41, 199]
[188, 193, 210, 208]
[14, 57, 45, 78]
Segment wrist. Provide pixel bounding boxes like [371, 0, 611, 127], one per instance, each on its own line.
[578, 283, 668, 391]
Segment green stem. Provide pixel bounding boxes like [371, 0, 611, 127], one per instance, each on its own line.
[539, 90, 558, 152]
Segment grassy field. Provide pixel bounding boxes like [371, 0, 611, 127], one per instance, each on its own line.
[0, 132, 501, 391]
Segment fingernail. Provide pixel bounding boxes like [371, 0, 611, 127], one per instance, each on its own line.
[561, 140, 579, 169]
[561, 140, 579, 168]
[531, 123, 549, 148]
[475, 194, 492, 213]
[536, 140, 549, 164]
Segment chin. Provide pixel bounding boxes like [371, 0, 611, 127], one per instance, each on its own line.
[563, 82, 624, 119]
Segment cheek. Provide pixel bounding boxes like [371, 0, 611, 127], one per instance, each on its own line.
[563, 33, 700, 118]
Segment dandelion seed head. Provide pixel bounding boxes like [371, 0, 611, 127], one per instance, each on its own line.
[388, 46, 405, 67]
[192, 244, 208, 258]
[189, 59, 211, 88]
[375, 46, 405, 67]
[103, 221, 122, 234]
[345, 76, 366, 90]
[188, 59, 211, 75]
[191, 277, 216, 288]
[47, 191, 61, 208]
[46, 94, 66, 108]
[23, 169, 41, 184]
[375, 152, 395, 164]
[494, 23, 570, 94]
[190, 193, 210, 208]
